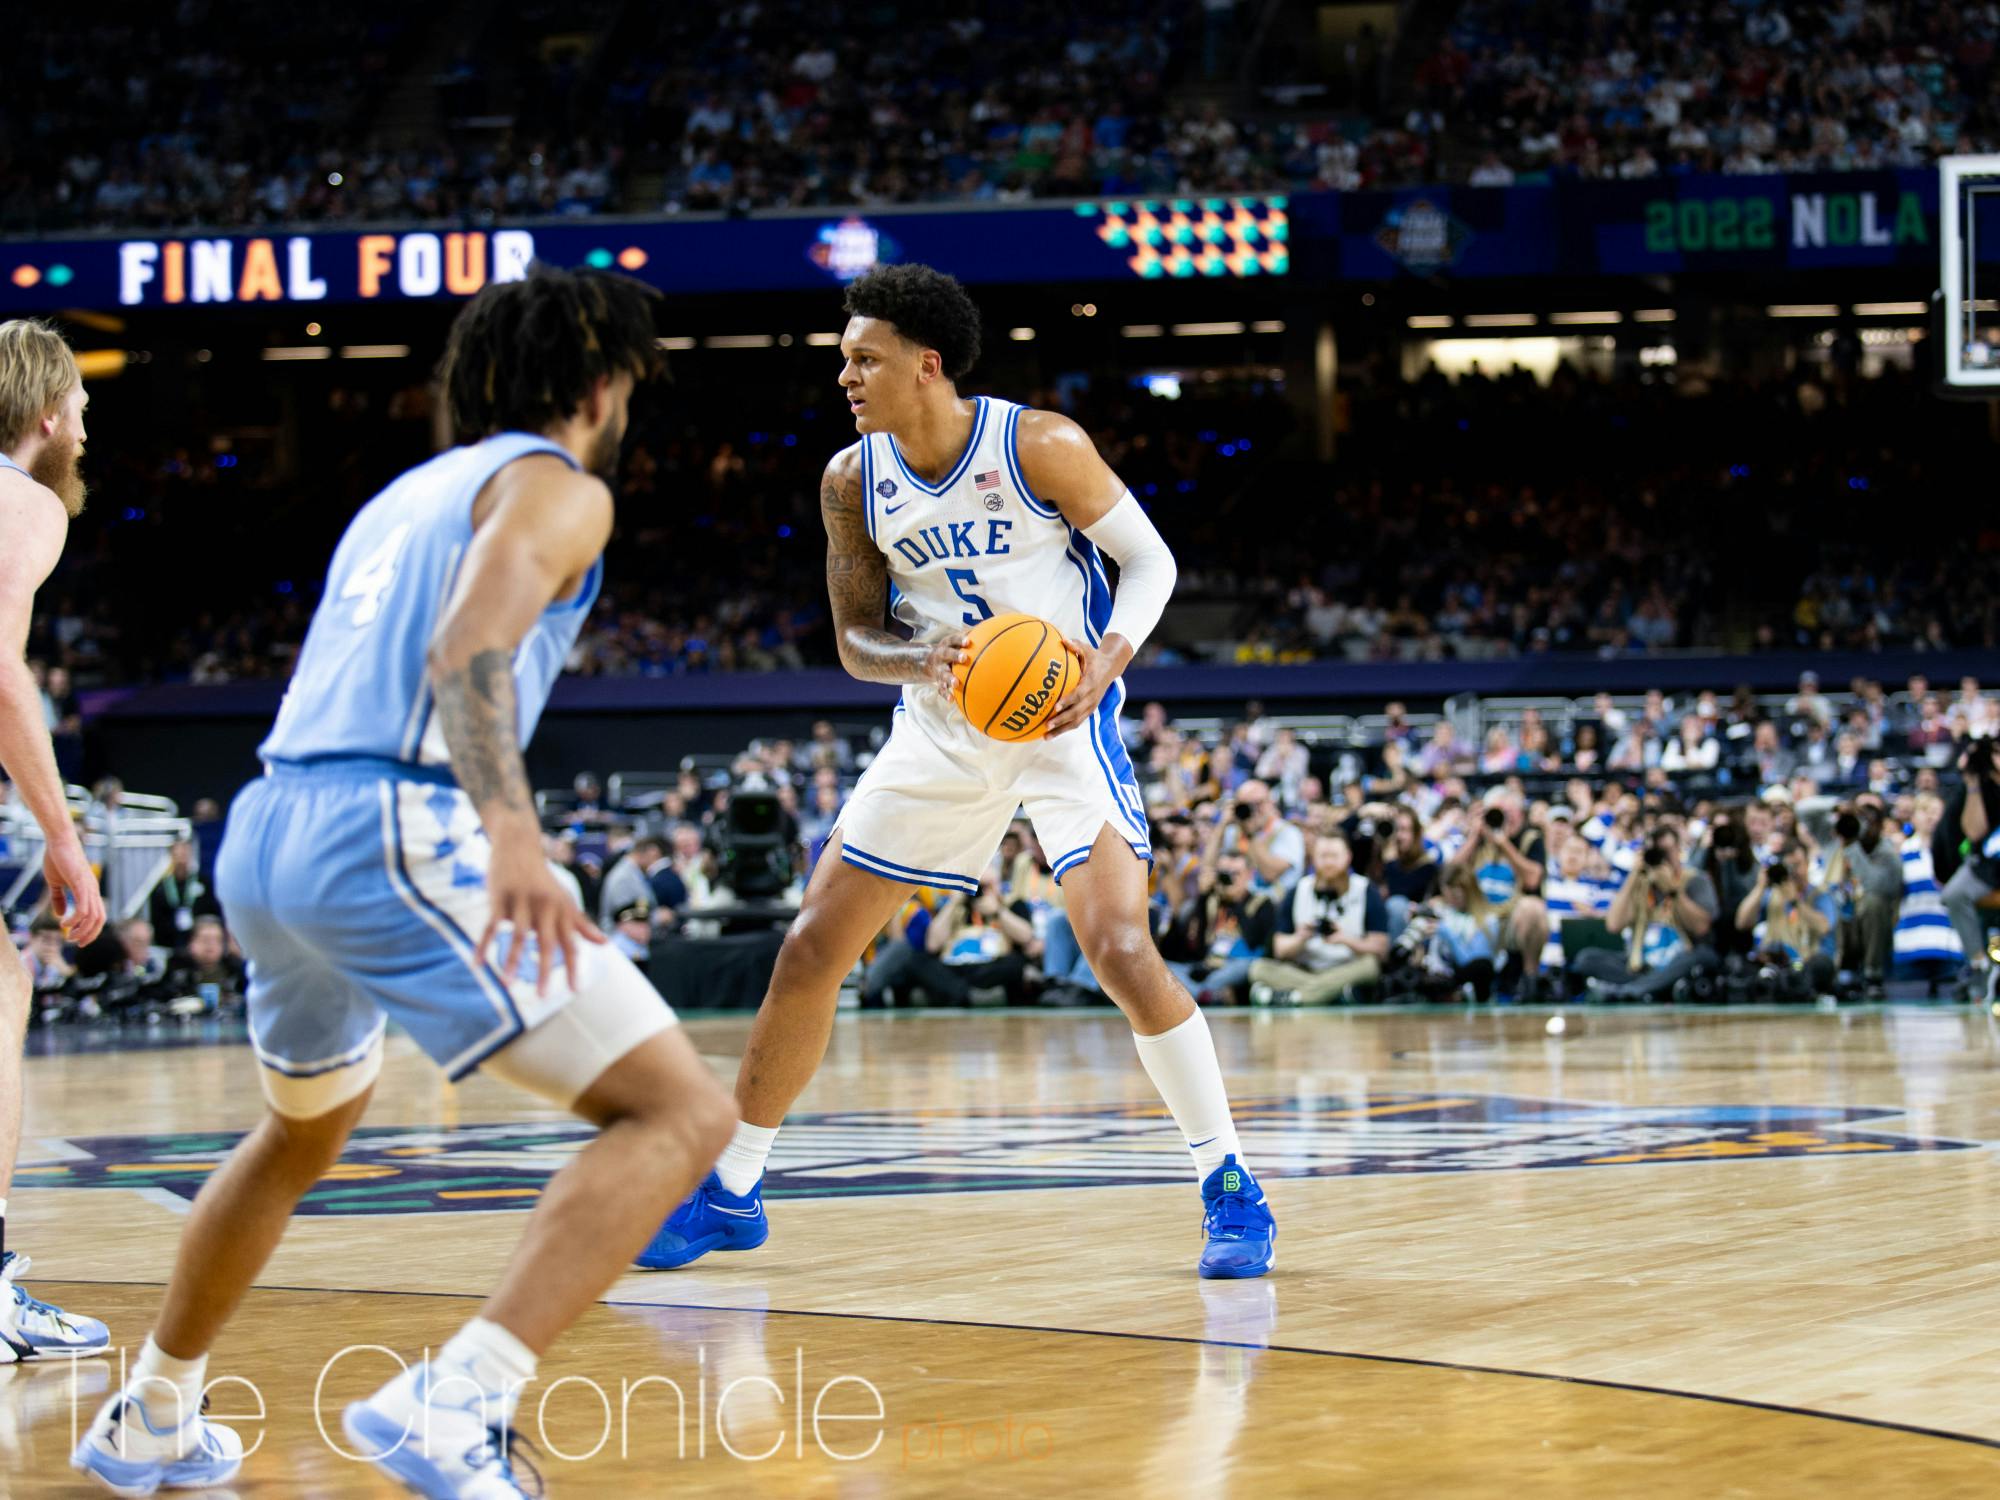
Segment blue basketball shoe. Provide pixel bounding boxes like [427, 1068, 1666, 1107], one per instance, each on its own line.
[1198, 1156, 1276, 1279]
[634, 1172, 768, 1270]
[1, 1253, 110, 1360]
[71, 1389, 244, 1495]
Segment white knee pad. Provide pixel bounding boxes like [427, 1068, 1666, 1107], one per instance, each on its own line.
[482, 947, 679, 1110]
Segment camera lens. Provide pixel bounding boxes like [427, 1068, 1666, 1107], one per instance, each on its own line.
[1483, 808, 1505, 830]
[1643, 844, 1667, 868]
[1233, 802, 1256, 821]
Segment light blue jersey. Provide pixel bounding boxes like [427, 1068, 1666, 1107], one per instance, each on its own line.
[262, 432, 599, 770]
[220, 433, 629, 1085]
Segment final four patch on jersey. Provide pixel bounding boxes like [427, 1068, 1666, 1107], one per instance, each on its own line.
[876, 478, 898, 499]
[21, 1094, 1977, 1217]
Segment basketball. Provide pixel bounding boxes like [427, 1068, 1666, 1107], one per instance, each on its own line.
[953, 612, 1075, 742]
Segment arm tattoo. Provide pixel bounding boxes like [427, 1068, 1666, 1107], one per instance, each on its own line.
[433, 647, 535, 817]
[822, 459, 933, 684]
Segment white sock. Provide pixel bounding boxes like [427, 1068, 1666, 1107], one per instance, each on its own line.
[130, 1335, 208, 1434]
[715, 1121, 777, 1196]
[1132, 1009, 1243, 1182]
[439, 1319, 538, 1424]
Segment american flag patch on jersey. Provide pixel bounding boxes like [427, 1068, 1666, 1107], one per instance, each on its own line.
[974, 469, 1000, 488]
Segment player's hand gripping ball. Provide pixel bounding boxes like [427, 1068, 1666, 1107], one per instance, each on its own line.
[952, 612, 1076, 742]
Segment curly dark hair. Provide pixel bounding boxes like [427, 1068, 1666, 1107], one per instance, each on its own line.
[439, 265, 665, 440]
[842, 263, 982, 382]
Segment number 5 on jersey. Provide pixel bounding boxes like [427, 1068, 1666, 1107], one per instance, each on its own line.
[946, 567, 993, 625]
[342, 522, 412, 626]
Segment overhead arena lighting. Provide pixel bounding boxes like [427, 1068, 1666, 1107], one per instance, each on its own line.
[1170, 321, 1246, 336]
[339, 344, 410, 359]
[1633, 308, 1677, 322]
[261, 346, 333, 360]
[1249, 320, 1286, 333]
[1009, 327, 1036, 341]
[1462, 312, 1536, 327]
[1850, 301, 1928, 316]
[1406, 314, 1454, 329]
[1550, 310, 1623, 325]
[704, 334, 775, 349]
[1121, 324, 1165, 338]
[658, 336, 697, 350]
[804, 332, 843, 346]
[1765, 304, 1841, 318]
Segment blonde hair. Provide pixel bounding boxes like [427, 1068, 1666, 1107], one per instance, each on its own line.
[0, 319, 79, 454]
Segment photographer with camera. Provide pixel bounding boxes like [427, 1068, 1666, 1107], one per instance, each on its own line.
[1826, 803, 1901, 988]
[1737, 840, 1836, 996]
[1444, 790, 1550, 996]
[1696, 807, 1762, 959]
[1160, 851, 1279, 1004]
[909, 873, 1041, 1006]
[1939, 737, 2000, 993]
[1573, 825, 1718, 1001]
[1217, 778, 1307, 892]
[1248, 832, 1390, 1005]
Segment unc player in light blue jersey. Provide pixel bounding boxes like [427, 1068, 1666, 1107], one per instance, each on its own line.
[75, 270, 738, 1499]
[0, 320, 110, 1368]
[642, 265, 1275, 1280]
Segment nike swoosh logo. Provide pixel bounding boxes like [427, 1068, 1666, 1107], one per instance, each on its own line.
[711, 1203, 761, 1217]
[1189, 1135, 1219, 1150]
[883, 500, 914, 514]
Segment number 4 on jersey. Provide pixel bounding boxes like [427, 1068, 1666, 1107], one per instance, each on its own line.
[342, 522, 412, 626]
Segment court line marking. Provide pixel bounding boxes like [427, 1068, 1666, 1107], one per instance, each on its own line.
[41, 1277, 2000, 1455]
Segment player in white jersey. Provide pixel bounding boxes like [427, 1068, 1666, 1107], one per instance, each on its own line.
[0, 319, 109, 1366]
[641, 264, 1275, 1279]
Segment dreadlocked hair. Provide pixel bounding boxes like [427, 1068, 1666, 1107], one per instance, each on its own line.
[842, 263, 982, 382]
[439, 264, 665, 441]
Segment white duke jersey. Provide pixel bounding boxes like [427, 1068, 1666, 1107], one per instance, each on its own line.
[261, 432, 600, 771]
[830, 395, 1151, 887]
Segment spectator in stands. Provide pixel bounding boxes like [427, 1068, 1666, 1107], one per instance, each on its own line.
[1896, 792, 1964, 978]
[799, 720, 855, 775]
[1414, 721, 1472, 778]
[1751, 721, 1796, 786]
[148, 839, 219, 945]
[1575, 826, 1718, 1001]
[1790, 671, 1833, 728]
[1219, 779, 1307, 891]
[1537, 827, 1616, 977]
[162, 917, 244, 1012]
[597, 835, 684, 929]
[42, 664, 82, 780]
[668, 824, 715, 909]
[1250, 833, 1390, 1004]
[798, 783, 843, 862]
[1910, 695, 1956, 763]
[1255, 727, 1310, 810]
[1662, 715, 1720, 773]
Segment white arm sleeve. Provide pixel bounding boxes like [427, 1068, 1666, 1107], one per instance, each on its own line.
[1083, 491, 1177, 655]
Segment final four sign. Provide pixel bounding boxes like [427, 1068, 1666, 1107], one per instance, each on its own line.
[19, 1094, 1977, 1217]
[115, 229, 539, 306]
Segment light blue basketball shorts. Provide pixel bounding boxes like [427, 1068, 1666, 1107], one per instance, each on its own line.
[217, 758, 673, 1114]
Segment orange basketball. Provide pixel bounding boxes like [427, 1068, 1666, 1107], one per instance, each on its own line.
[953, 612, 1076, 742]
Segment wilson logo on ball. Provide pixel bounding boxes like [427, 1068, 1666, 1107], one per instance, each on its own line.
[1001, 658, 1066, 734]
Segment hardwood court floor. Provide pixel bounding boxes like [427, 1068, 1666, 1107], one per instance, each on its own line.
[9, 1005, 2000, 1497]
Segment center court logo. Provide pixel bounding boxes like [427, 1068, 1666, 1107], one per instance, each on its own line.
[20, 1095, 1978, 1217]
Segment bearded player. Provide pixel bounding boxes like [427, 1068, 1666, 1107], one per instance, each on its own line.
[641, 264, 1275, 1279]
[0, 319, 110, 1364]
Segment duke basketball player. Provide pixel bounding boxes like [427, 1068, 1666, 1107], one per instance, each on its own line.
[73, 269, 737, 1499]
[641, 264, 1275, 1279]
